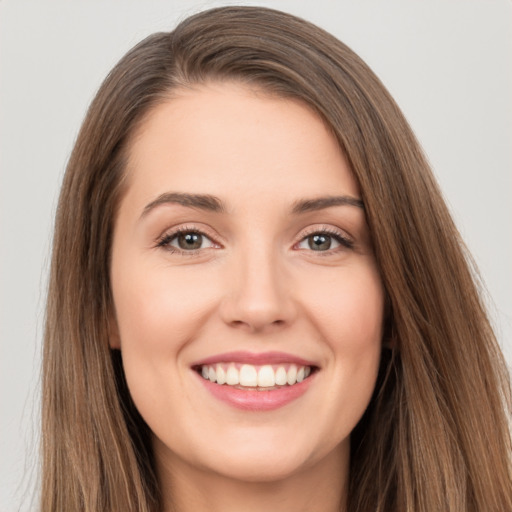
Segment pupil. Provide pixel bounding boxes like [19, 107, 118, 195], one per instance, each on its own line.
[178, 232, 202, 250]
[309, 234, 331, 251]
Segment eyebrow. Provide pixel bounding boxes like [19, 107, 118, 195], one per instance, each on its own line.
[291, 195, 364, 214]
[141, 192, 225, 218]
[140, 191, 364, 219]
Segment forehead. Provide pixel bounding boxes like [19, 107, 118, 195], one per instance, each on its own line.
[123, 82, 359, 208]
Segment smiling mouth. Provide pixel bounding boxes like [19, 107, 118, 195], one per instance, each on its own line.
[194, 363, 316, 390]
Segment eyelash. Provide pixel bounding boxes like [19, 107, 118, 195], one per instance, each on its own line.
[296, 226, 354, 253]
[156, 225, 218, 256]
[156, 225, 354, 255]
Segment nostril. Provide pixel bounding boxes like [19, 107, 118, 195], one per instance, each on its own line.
[228, 317, 287, 333]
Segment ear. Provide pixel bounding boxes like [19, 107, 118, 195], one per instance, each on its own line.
[108, 313, 121, 349]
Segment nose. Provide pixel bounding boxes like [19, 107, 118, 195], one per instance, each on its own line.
[219, 245, 296, 333]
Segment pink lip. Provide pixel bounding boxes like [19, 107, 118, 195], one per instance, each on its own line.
[192, 351, 317, 367]
[192, 351, 318, 412]
[195, 371, 316, 411]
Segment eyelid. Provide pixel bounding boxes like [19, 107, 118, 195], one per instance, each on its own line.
[294, 225, 354, 251]
[156, 224, 223, 253]
[154, 223, 354, 255]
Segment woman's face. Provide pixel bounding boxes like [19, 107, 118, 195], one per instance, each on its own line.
[110, 82, 384, 484]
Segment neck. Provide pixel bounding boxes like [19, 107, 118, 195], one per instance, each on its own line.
[156, 443, 348, 512]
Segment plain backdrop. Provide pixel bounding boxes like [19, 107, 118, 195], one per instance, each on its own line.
[1, 1, 511, 510]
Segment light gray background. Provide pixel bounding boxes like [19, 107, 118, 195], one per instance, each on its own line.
[1, 1, 511, 510]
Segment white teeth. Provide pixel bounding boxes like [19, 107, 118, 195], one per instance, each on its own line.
[239, 364, 258, 386]
[287, 364, 297, 385]
[275, 366, 287, 386]
[199, 362, 313, 387]
[226, 364, 239, 385]
[257, 365, 275, 387]
[216, 364, 226, 385]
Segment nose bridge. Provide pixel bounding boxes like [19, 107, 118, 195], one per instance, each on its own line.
[221, 235, 293, 331]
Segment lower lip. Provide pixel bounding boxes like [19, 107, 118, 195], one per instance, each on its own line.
[195, 372, 315, 411]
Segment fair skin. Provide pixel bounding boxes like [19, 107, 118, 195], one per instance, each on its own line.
[110, 82, 384, 512]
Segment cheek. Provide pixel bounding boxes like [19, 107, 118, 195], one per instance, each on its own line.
[111, 260, 219, 353]
[110, 261, 219, 425]
[333, 278, 383, 384]
[302, 262, 384, 407]
[304, 262, 384, 350]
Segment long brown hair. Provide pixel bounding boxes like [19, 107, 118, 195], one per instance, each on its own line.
[42, 6, 512, 511]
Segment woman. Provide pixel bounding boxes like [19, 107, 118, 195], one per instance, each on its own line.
[42, 6, 512, 511]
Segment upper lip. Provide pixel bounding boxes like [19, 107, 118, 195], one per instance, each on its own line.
[191, 351, 318, 367]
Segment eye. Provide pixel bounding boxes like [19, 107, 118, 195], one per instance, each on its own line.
[296, 230, 353, 252]
[157, 229, 217, 252]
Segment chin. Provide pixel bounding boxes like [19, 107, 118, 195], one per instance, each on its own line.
[168, 426, 348, 485]
[200, 449, 315, 483]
